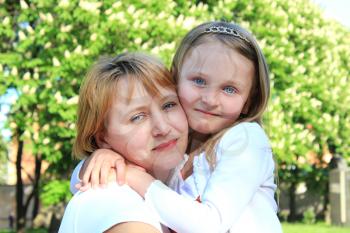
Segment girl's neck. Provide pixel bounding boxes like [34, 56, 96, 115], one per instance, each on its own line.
[187, 130, 210, 154]
[182, 130, 210, 180]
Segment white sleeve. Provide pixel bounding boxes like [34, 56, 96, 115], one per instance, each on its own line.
[144, 123, 274, 233]
[70, 160, 85, 194]
[59, 183, 163, 233]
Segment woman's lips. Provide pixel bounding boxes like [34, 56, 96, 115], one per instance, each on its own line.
[195, 109, 219, 116]
[153, 139, 177, 151]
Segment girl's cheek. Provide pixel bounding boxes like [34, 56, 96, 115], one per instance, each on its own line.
[166, 108, 188, 131]
[178, 83, 196, 103]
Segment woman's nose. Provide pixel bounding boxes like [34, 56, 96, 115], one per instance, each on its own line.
[151, 111, 171, 137]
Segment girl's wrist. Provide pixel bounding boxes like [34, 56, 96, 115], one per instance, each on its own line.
[126, 167, 155, 197]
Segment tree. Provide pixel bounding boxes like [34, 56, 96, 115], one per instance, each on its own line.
[0, 134, 8, 184]
[0, 0, 212, 230]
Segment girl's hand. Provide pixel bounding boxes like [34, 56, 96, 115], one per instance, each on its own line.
[76, 149, 126, 191]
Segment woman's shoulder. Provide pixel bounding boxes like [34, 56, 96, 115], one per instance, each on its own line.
[73, 183, 145, 208]
[61, 184, 162, 232]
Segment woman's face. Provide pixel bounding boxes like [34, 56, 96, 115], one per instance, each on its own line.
[100, 78, 188, 175]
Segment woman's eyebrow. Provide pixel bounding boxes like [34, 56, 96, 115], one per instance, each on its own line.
[157, 93, 179, 103]
[121, 105, 148, 118]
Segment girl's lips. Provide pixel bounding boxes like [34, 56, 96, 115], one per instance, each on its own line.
[153, 139, 177, 151]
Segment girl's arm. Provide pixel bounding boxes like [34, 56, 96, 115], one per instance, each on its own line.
[127, 123, 275, 233]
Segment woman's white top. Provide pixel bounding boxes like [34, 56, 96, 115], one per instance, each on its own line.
[144, 122, 282, 233]
[59, 161, 166, 233]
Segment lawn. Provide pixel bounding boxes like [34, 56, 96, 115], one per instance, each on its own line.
[282, 222, 350, 233]
[0, 229, 47, 233]
[1, 223, 350, 233]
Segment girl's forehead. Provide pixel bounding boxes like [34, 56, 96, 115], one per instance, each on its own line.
[189, 41, 234, 58]
[182, 42, 237, 71]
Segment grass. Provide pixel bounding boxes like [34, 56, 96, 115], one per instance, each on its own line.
[1, 223, 350, 233]
[0, 229, 47, 233]
[282, 222, 350, 233]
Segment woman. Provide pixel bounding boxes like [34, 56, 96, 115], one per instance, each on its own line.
[59, 52, 188, 233]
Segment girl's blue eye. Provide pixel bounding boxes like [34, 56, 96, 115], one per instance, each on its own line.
[163, 102, 177, 111]
[192, 78, 205, 86]
[223, 86, 236, 94]
[130, 113, 145, 122]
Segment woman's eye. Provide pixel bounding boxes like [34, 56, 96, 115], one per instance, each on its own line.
[130, 113, 146, 122]
[192, 78, 206, 86]
[223, 86, 236, 94]
[163, 102, 177, 111]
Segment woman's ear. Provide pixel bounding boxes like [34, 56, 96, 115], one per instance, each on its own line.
[95, 131, 112, 149]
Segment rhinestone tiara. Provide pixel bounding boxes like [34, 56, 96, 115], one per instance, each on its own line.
[204, 26, 250, 44]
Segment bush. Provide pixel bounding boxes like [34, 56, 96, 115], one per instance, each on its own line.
[303, 208, 316, 224]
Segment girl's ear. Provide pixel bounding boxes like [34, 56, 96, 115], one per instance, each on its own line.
[95, 131, 112, 149]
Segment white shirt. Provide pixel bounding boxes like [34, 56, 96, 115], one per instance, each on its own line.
[59, 161, 165, 233]
[144, 122, 282, 233]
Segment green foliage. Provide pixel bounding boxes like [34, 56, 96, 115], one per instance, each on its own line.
[41, 180, 71, 206]
[302, 208, 316, 224]
[0, 0, 349, 214]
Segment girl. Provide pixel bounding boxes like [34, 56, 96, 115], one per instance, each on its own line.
[59, 52, 189, 233]
[75, 21, 282, 233]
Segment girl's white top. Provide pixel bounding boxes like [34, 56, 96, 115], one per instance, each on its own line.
[144, 122, 282, 233]
[59, 161, 166, 233]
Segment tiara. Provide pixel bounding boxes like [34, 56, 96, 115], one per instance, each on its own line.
[204, 26, 250, 44]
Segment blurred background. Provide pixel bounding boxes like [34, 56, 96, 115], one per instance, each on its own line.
[0, 0, 349, 232]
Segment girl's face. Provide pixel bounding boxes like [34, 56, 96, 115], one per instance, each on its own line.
[178, 41, 255, 134]
[100, 78, 188, 175]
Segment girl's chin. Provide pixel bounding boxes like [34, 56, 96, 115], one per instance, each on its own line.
[191, 127, 217, 136]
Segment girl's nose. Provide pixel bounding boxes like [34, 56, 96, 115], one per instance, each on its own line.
[201, 88, 218, 107]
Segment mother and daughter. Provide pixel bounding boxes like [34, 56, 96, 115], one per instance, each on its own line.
[59, 21, 282, 233]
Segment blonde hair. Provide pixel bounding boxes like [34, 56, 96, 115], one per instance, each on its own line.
[171, 21, 270, 167]
[73, 52, 175, 159]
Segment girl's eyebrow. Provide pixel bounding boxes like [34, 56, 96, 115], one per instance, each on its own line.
[223, 79, 249, 91]
[184, 70, 209, 78]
